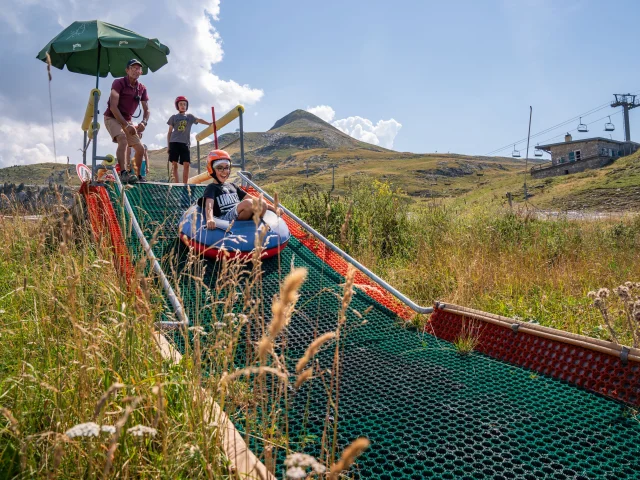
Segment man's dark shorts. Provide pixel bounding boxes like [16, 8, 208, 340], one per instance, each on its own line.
[168, 142, 190, 164]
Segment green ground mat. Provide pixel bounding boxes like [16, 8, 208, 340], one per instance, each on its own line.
[109, 183, 640, 480]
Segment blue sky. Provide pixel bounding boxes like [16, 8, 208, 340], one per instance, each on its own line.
[1, 0, 639, 167]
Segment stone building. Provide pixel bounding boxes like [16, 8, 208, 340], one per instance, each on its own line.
[530, 133, 639, 178]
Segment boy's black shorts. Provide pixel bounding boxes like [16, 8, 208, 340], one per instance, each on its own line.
[168, 142, 190, 164]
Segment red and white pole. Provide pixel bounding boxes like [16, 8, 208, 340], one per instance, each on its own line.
[211, 106, 218, 149]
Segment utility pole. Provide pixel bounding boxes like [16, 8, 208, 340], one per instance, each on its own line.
[330, 164, 336, 192]
[611, 94, 640, 142]
[524, 106, 532, 200]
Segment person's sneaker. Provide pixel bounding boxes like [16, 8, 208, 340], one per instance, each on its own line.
[137, 175, 147, 183]
[120, 171, 138, 184]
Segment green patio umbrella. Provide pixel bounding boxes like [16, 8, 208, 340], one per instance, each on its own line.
[36, 20, 170, 87]
[36, 20, 170, 170]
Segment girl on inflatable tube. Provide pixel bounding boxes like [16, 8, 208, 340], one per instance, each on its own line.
[179, 150, 290, 260]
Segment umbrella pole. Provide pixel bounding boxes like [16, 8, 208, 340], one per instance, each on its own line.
[83, 131, 87, 165]
[91, 44, 101, 179]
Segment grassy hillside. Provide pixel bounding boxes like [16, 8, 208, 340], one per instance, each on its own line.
[3, 109, 639, 213]
[145, 110, 534, 204]
[0, 162, 79, 186]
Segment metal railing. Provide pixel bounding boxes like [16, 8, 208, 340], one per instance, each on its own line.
[237, 171, 434, 315]
[113, 174, 189, 328]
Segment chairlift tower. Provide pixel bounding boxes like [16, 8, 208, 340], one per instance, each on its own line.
[611, 94, 640, 142]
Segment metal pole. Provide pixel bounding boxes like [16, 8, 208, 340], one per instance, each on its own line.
[623, 104, 631, 142]
[239, 107, 245, 172]
[237, 171, 434, 315]
[524, 106, 532, 199]
[113, 175, 189, 327]
[83, 131, 87, 165]
[331, 165, 335, 192]
[197, 141, 200, 175]
[91, 44, 101, 179]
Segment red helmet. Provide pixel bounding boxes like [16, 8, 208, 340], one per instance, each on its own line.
[206, 150, 231, 177]
[175, 96, 189, 110]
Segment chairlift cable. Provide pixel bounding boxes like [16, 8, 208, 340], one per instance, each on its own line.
[530, 110, 623, 148]
[485, 88, 640, 156]
[485, 104, 611, 156]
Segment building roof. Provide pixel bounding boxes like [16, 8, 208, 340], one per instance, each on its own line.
[537, 137, 640, 151]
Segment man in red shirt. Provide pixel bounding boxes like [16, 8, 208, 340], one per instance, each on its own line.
[104, 59, 150, 183]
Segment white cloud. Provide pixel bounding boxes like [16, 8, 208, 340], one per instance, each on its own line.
[306, 105, 335, 123]
[0, 116, 77, 166]
[333, 116, 402, 149]
[307, 105, 402, 149]
[0, 0, 263, 167]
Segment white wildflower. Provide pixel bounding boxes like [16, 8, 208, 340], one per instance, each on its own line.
[0, 310, 5, 314]
[597, 288, 610, 299]
[614, 286, 631, 300]
[238, 314, 248, 324]
[188, 326, 206, 336]
[213, 322, 226, 330]
[100, 425, 116, 434]
[65, 422, 100, 438]
[284, 452, 325, 477]
[224, 313, 236, 319]
[286, 466, 306, 479]
[127, 425, 157, 437]
[186, 444, 200, 457]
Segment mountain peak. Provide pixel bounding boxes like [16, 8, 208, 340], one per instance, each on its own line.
[269, 109, 330, 130]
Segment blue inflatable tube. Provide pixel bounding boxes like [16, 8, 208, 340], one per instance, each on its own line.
[179, 205, 290, 260]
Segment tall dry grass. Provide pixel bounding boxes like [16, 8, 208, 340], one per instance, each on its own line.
[0, 194, 367, 478]
[0, 201, 237, 478]
[282, 178, 640, 344]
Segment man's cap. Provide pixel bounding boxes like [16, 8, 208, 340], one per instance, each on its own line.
[127, 58, 143, 68]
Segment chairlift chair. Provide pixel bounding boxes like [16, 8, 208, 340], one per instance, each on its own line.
[511, 144, 521, 158]
[604, 116, 615, 132]
[534, 144, 543, 157]
[577, 117, 588, 133]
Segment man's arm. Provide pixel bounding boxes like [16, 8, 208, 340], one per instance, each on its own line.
[196, 117, 212, 125]
[137, 101, 150, 133]
[205, 198, 216, 230]
[109, 89, 137, 136]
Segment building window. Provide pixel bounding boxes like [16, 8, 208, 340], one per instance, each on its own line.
[569, 151, 575, 162]
[559, 157, 565, 164]
[575, 150, 581, 161]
